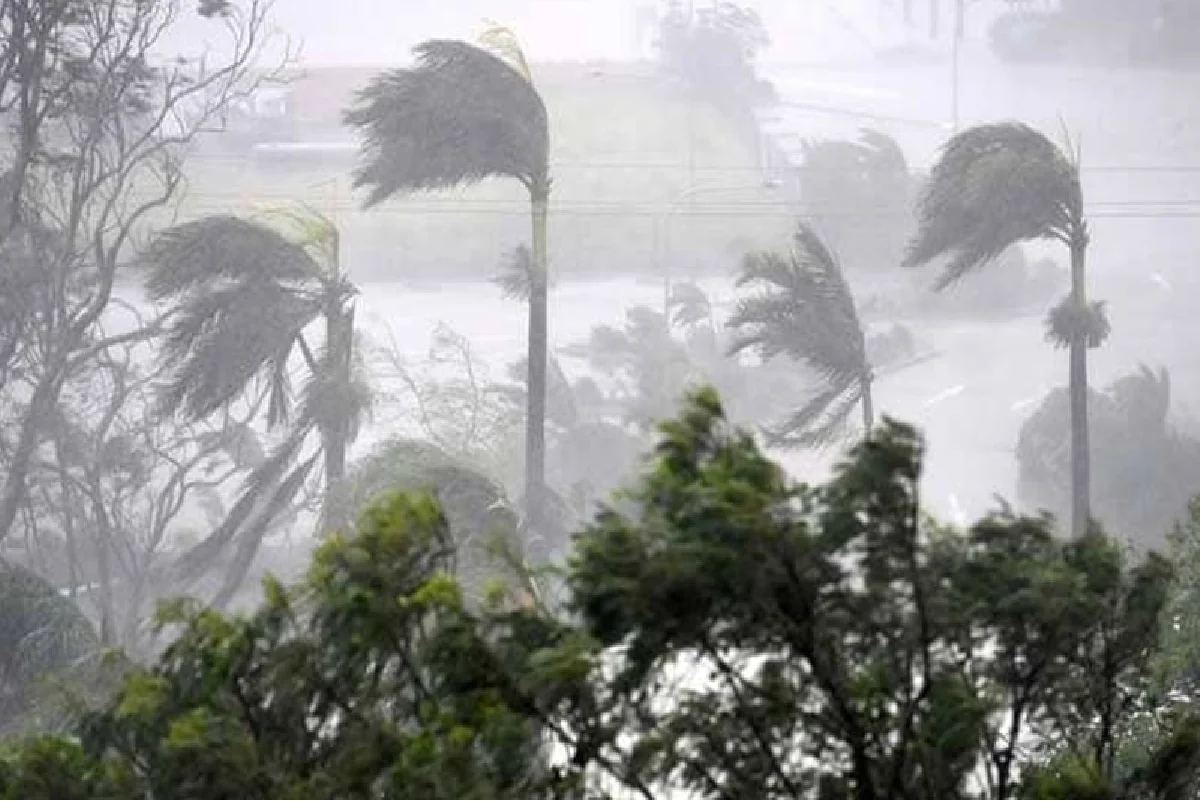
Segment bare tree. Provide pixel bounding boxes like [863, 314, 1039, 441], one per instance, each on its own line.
[17, 302, 266, 653]
[0, 0, 287, 545]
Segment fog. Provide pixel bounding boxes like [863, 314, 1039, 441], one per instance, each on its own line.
[4, 0, 1200, 723]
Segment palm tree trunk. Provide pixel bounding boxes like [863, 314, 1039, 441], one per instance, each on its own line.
[524, 185, 550, 542]
[861, 374, 876, 433]
[318, 301, 354, 532]
[1068, 235, 1091, 536]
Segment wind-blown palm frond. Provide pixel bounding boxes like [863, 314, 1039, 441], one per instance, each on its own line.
[141, 216, 329, 422]
[344, 39, 550, 205]
[667, 281, 714, 329]
[764, 380, 865, 449]
[251, 204, 340, 276]
[155, 280, 323, 421]
[729, 222, 870, 447]
[493, 243, 535, 301]
[297, 335, 374, 448]
[169, 419, 316, 586]
[477, 20, 534, 83]
[140, 215, 322, 300]
[904, 121, 1082, 288]
[210, 451, 322, 609]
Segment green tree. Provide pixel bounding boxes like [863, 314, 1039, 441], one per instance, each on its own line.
[322, 437, 528, 597]
[344, 34, 553, 539]
[140, 209, 372, 604]
[3, 389, 1196, 798]
[729, 221, 875, 446]
[566, 388, 1183, 798]
[0, 493, 570, 797]
[904, 122, 1106, 536]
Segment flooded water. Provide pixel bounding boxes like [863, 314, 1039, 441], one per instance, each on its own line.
[344, 272, 1200, 529]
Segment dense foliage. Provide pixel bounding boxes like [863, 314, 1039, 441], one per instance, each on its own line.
[2, 388, 1197, 798]
[1018, 365, 1200, 550]
[0, 3, 1197, 797]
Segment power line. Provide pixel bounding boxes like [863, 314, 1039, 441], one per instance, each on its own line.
[160, 192, 1200, 211]
[168, 199, 1200, 221]
[182, 152, 1200, 175]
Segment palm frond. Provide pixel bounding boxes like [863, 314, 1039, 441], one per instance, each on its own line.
[344, 39, 550, 206]
[667, 281, 713, 328]
[170, 421, 315, 586]
[762, 376, 864, 449]
[251, 204, 341, 277]
[210, 452, 321, 609]
[155, 280, 323, 421]
[477, 21, 534, 84]
[858, 127, 909, 174]
[728, 222, 867, 385]
[904, 121, 1083, 288]
[140, 215, 322, 300]
[297, 345, 375, 449]
[729, 222, 871, 448]
[493, 243, 535, 301]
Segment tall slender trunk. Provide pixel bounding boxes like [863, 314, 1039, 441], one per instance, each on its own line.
[1068, 234, 1091, 536]
[861, 373, 875, 433]
[319, 299, 354, 526]
[524, 184, 550, 546]
[317, 221, 354, 530]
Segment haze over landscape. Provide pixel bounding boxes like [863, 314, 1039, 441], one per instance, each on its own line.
[5, 1, 1200, 796]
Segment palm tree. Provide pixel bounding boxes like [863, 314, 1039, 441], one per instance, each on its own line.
[728, 221, 874, 447]
[140, 209, 371, 602]
[343, 32, 553, 534]
[323, 437, 521, 598]
[904, 121, 1106, 536]
[0, 561, 106, 737]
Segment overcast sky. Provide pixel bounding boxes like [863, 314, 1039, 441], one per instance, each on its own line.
[230, 0, 901, 66]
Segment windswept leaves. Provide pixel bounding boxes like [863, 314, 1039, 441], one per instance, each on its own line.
[140, 215, 329, 422]
[140, 215, 321, 301]
[345, 40, 550, 205]
[0, 390, 1192, 798]
[904, 121, 1083, 288]
[728, 222, 871, 447]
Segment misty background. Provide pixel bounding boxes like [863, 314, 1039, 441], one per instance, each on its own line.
[6, 0, 1200, 658]
[174, 0, 1200, 526]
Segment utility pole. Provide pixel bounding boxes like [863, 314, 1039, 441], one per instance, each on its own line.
[951, 0, 964, 130]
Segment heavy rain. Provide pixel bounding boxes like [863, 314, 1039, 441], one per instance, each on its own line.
[2, 1, 1200, 797]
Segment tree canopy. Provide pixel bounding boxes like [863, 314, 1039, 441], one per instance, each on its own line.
[2, 388, 1197, 798]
